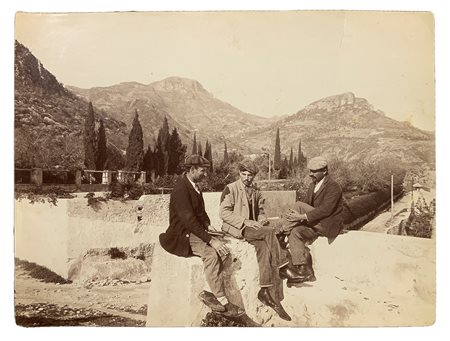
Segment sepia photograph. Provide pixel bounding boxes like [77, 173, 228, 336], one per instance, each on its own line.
[5, 1, 446, 335]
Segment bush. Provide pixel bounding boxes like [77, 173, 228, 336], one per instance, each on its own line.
[14, 185, 74, 206]
[404, 198, 435, 238]
[108, 180, 144, 200]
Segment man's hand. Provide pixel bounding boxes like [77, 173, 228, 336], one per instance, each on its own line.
[209, 237, 230, 257]
[258, 217, 269, 226]
[244, 219, 264, 230]
[285, 209, 306, 223]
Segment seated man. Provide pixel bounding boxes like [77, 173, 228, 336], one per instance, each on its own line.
[220, 159, 304, 321]
[159, 154, 242, 317]
[279, 156, 344, 282]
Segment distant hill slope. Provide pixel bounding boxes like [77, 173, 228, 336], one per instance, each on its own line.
[14, 41, 128, 169]
[68, 77, 269, 153]
[15, 40, 434, 170]
[237, 92, 435, 166]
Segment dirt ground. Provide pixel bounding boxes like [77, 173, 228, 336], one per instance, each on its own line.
[14, 259, 149, 327]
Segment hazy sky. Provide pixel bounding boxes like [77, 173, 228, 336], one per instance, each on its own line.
[15, 11, 435, 131]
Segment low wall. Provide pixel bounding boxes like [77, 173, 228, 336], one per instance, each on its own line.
[14, 191, 296, 279]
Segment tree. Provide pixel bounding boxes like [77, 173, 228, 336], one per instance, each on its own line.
[204, 140, 213, 172]
[143, 145, 154, 173]
[125, 110, 144, 171]
[297, 139, 307, 169]
[168, 127, 187, 174]
[274, 127, 281, 170]
[105, 143, 125, 170]
[156, 117, 170, 175]
[84, 102, 96, 169]
[289, 147, 294, 170]
[278, 157, 289, 179]
[95, 119, 107, 170]
[192, 132, 198, 155]
[197, 140, 203, 156]
[223, 141, 229, 164]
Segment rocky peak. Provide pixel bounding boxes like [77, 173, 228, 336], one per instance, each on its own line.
[305, 92, 357, 111]
[151, 76, 210, 96]
[14, 40, 69, 96]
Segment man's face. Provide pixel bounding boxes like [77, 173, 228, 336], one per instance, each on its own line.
[240, 170, 255, 187]
[309, 168, 326, 183]
[191, 166, 207, 182]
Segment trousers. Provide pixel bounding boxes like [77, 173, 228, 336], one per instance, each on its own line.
[285, 201, 323, 266]
[189, 234, 226, 298]
[243, 226, 289, 287]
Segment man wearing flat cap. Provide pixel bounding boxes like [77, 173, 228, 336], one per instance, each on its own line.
[160, 154, 243, 317]
[280, 156, 344, 283]
[219, 159, 304, 321]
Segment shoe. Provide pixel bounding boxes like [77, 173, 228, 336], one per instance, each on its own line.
[279, 265, 305, 283]
[296, 264, 316, 282]
[198, 290, 226, 312]
[257, 288, 291, 321]
[217, 302, 245, 318]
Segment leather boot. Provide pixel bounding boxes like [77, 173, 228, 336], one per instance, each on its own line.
[279, 264, 305, 283]
[296, 264, 316, 282]
[257, 288, 291, 321]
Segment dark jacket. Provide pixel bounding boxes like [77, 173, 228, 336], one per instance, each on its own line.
[159, 175, 211, 257]
[306, 176, 344, 240]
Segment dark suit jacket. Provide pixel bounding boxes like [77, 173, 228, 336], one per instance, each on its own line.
[159, 175, 211, 257]
[306, 175, 344, 240]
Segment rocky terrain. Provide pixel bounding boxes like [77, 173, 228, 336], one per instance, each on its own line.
[14, 41, 128, 169]
[68, 77, 269, 152]
[15, 40, 434, 169]
[14, 258, 148, 327]
[239, 92, 435, 165]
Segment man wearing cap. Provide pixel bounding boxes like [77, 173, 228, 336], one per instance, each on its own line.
[159, 154, 242, 318]
[281, 156, 344, 282]
[219, 159, 304, 321]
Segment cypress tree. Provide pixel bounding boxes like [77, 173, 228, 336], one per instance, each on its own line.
[289, 147, 293, 170]
[297, 139, 306, 169]
[168, 127, 187, 174]
[197, 140, 203, 157]
[84, 102, 96, 169]
[143, 145, 154, 173]
[223, 141, 229, 164]
[192, 133, 198, 155]
[274, 127, 281, 170]
[204, 140, 213, 172]
[125, 110, 144, 171]
[157, 117, 170, 175]
[95, 119, 108, 170]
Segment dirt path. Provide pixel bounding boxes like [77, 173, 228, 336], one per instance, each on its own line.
[14, 261, 149, 326]
[360, 190, 435, 234]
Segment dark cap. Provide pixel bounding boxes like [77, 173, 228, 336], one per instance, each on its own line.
[184, 154, 210, 168]
[238, 159, 259, 175]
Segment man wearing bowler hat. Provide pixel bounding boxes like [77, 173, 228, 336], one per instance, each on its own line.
[279, 156, 344, 283]
[159, 154, 243, 317]
[220, 159, 304, 321]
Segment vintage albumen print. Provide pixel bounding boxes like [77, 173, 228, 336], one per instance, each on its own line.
[14, 11, 435, 327]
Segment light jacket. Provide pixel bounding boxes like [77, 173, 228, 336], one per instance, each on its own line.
[219, 179, 266, 238]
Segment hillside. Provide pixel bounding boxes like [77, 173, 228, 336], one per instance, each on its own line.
[238, 92, 435, 166]
[15, 40, 434, 170]
[68, 77, 269, 153]
[14, 41, 128, 169]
